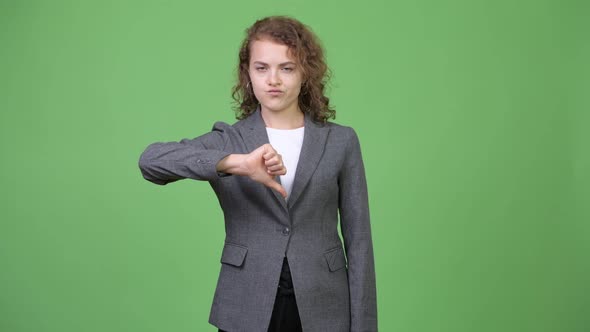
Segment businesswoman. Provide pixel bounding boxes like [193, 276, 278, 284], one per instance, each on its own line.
[138, 16, 377, 332]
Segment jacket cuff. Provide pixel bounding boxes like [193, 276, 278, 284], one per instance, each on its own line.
[198, 150, 233, 181]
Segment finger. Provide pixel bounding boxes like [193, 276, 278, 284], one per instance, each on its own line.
[268, 171, 287, 178]
[263, 151, 275, 160]
[262, 145, 276, 159]
[267, 168, 287, 177]
[265, 155, 282, 166]
[265, 158, 282, 168]
[266, 163, 285, 171]
[278, 168, 287, 175]
[263, 149, 280, 161]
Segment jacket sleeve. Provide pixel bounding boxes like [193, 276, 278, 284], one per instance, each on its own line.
[138, 121, 234, 185]
[338, 127, 378, 332]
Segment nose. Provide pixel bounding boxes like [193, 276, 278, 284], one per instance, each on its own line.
[267, 68, 281, 86]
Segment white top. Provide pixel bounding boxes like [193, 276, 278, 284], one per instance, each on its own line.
[265, 126, 305, 201]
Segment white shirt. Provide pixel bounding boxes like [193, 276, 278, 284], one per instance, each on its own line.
[265, 126, 305, 202]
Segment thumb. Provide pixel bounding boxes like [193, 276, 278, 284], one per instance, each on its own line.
[266, 179, 288, 198]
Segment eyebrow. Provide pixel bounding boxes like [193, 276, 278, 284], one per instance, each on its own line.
[252, 61, 296, 66]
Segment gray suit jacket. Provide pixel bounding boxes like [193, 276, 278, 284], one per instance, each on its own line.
[138, 105, 377, 332]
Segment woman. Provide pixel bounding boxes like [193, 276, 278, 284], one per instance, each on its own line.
[138, 16, 377, 332]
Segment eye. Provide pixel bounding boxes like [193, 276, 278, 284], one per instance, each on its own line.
[255, 67, 267, 71]
[283, 67, 294, 72]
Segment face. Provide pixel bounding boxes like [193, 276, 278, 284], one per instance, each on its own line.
[248, 38, 303, 115]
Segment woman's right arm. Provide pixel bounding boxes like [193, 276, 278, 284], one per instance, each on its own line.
[138, 121, 288, 196]
[138, 121, 234, 185]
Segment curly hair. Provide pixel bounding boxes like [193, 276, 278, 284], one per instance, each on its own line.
[231, 15, 336, 124]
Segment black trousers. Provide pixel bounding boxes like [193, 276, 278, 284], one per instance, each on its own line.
[219, 256, 302, 332]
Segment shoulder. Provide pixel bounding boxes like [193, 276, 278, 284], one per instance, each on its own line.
[211, 120, 237, 132]
[211, 114, 254, 132]
[209, 118, 246, 136]
[323, 120, 360, 144]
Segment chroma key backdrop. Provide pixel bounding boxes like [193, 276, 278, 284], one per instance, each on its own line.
[1, 1, 588, 332]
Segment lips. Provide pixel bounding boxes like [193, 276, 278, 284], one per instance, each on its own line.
[267, 90, 284, 95]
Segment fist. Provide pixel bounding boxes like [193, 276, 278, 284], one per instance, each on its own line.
[243, 144, 288, 198]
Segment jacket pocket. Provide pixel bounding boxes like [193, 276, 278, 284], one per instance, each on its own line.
[324, 246, 347, 272]
[220, 242, 248, 267]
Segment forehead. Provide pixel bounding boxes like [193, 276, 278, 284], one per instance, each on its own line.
[249, 38, 296, 64]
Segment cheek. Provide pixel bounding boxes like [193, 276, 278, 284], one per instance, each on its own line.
[249, 79, 263, 93]
[291, 83, 302, 96]
[248, 72, 261, 86]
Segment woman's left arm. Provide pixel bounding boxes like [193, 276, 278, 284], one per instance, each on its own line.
[338, 127, 378, 332]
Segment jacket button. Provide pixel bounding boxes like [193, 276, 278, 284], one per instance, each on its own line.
[282, 227, 290, 236]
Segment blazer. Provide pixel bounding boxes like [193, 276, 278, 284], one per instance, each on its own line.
[138, 105, 377, 332]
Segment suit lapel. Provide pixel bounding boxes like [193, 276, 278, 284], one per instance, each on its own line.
[288, 111, 329, 210]
[238, 105, 329, 214]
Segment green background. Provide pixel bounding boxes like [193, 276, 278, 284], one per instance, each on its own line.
[1, 0, 588, 331]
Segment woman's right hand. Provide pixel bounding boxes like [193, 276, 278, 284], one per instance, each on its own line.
[216, 144, 288, 198]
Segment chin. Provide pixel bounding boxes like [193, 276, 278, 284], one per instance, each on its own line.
[261, 101, 284, 111]
[262, 105, 283, 113]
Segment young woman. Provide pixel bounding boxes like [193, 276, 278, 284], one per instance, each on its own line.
[138, 16, 377, 332]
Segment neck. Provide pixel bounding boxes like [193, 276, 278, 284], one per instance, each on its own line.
[260, 105, 304, 129]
